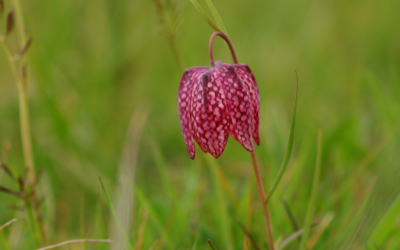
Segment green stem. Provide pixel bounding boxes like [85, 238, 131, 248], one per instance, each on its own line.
[11, 0, 34, 185]
[25, 199, 42, 246]
[19, 86, 35, 182]
[265, 71, 298, 203]
[298, 128, 322, 250]
[0, 38, 22, 84]
[204, 155, 233, 250]
[99, 178, 133, 250]
[11, 0, 27, 46]
[1, 0, 47, 245]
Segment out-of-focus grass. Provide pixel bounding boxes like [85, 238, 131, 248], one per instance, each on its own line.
[0, 0, 400, 249]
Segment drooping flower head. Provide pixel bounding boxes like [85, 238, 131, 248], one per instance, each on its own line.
[178, 32, 260, 159]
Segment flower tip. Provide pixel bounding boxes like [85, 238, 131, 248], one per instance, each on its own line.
[211, 154, 220, 159]
[208, 149, 223, 159]
[188, 151, 195, 160]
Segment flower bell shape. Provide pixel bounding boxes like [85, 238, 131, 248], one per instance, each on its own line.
[178, 60, 260, 159]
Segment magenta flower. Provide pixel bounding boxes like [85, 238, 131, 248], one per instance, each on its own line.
[178, 33, 260, 159]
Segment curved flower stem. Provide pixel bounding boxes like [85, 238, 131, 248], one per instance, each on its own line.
[209, 32, 238, 67]
[211, 30, 274, 248]
[250, 151, 275, 250]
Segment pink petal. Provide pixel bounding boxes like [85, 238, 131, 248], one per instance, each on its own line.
[191, 69, 230, 158]
[233, 64, 260, 145]
[178, 66, 208, 159]
[219, 63, 254, 152]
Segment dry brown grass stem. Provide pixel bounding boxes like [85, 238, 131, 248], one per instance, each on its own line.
[36, 239, 112, 250]
[0, 219, 17, 231]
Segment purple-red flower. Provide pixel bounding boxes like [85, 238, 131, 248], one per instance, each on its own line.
[178, 60, 260, 159]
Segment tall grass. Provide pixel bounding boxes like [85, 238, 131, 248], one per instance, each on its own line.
[0, 0, 399, 249]
[0, 0, 45, 247]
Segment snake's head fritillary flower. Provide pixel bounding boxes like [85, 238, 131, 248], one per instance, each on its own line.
[178, 33, 260, 159]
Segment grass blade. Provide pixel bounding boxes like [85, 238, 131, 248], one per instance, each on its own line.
[277, 221, 321, 250]
[265, 71, 299, 203]
[190, 0, 222, 33]
[277, 229, 303, 250]
[306, 212, 334, 248]
[148, 140, 177, 203]
[281, 198, 299, 232]
[96, 193, 109, 250]
[239, 173, 253, 250]
[135, 209, 148, 250]
[134, 186, 173, 249]
[0, 229, 10, 250]
[191, 228, 200, 250]
[339, 181, 375, 249]
[370, 191, 400, 246]
[299, 127, 322, 250]
[111, 107, 148, 250]
[204, 0, 228, 35]
[204, 155, 233, 250]
[79, 197, 87, 250]
[235, 219, 262, 250]
[99, 177, 133, 250]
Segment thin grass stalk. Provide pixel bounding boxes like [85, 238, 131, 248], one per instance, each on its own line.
[1, 0, 47, 245]
[298, 128, 322, 250]
[99, 178, 133, 250]
[80, 197, 87, 250]
[307, 212, 334, 248]
[153, 0, 184, 72]
[36, 239, 112, 250]
[96, 193, 109, 250]
[0, 11, 46, 249]
[250, 151, 275, 250]
[0, 229, 10, 250]
[237, 173, 253, 250]
[11, 0, 35, 185]
[0, 219, 17, 231]
[111, 107, 148, 250]
[191, 229, 200, 250]
[370, 191, 400, 245]
[135, 209, 148, 250]
[11, 0, 26, 45]
[265, 72, 298, 203]
[25, 199, 42, 245]
[18, 88, 35, 182]
[134, 187, 173, 248]
[235, 219, 261, 250]
[0, 219, 15, 250]
[204, 155, 233, 250]
[0, 218, 17, 249]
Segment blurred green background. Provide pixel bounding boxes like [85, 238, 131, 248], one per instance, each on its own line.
[1, 0, 400, 249]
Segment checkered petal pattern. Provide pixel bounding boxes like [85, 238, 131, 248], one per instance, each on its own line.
[178, 61, 260, 159]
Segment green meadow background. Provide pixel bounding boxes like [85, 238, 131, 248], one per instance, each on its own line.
[1, 0, 400, 249]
